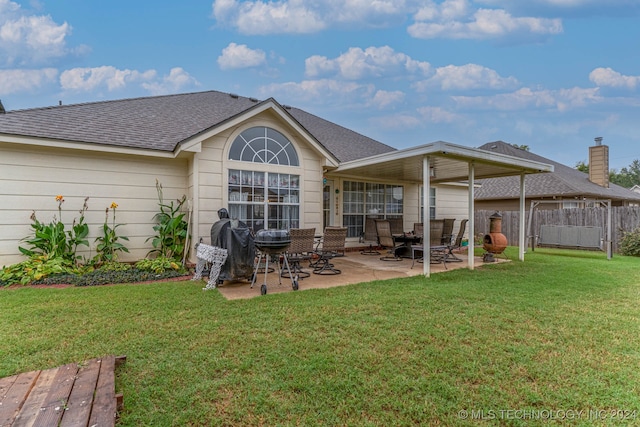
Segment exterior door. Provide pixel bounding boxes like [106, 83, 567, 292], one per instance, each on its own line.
[323, 180, 334, 229]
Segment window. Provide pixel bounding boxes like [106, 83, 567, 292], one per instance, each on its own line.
[343, 181, 404, 238]
[229, 127, 299, 166]
[420, 187, 436, 221]
[228, 170, 300, 231]
[227, 127, 300, 231]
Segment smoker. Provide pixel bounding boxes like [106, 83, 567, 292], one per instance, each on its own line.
[210, 208, 255, 283]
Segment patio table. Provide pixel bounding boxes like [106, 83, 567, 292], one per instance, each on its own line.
[393, 234, 421, 258]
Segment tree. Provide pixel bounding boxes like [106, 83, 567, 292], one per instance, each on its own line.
[575, 160, 589, 173]
[611, 159, 640, 188]
[575, 159, 640, 188]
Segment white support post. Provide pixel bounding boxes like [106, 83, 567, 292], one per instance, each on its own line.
[423, 156, 431, 277]
[607, 199, 612, 260]
[468, 162, 475, 270]
[519, 173, 526, 261]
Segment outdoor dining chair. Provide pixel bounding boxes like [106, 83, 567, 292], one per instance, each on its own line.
[375, 219, 403, 261]
[313, 227, 347, 275]
[413, 223, 424, 240]
[445, 219, 468, 262]
[282, 227, 316, 279]
[360, 217, 381, 255]
[442, 218, 456, 245]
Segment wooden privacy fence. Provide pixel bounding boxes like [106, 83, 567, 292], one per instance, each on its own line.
[474, 207, 640, 253]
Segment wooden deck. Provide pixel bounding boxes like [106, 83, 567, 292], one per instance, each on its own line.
[0, 355, 125, 427]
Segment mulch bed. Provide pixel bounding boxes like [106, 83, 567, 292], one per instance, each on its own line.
[2, 275, 196, 290]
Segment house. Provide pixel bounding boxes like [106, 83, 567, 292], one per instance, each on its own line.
[474, 140, 640, 211]
[0, 90, 552, 274]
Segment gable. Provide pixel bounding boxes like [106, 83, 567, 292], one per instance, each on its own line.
[476, 141, 640, 202]
[0, 90, 393, 167]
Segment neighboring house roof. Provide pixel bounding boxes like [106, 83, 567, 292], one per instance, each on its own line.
[0, 90, 396, 163]
[475, 141, 640, 202]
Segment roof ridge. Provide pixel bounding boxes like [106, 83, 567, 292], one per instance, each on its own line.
[2, 89, 256, 114]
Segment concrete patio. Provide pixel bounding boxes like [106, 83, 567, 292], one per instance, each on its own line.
[213, 249, 509, 300]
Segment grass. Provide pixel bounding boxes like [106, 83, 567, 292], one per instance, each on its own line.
[1, 247, 639, 426]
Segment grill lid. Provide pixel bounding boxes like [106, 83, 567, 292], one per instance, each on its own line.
[255, 229, 291, 247]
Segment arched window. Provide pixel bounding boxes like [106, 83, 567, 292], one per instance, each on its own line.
[229, 127, 299, 166]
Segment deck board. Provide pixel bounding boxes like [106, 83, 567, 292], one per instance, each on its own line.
[0, 356, 125, 427]
[12, 368, 58, 427]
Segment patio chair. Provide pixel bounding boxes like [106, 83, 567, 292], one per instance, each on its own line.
[442, 218, 455, 245]
[360, 217, 380, 255]
[446, 219, 468, 262]
[413, 223, 424, 241]
[388, 217, 404, 235]
[282, 227, 315, 279]
[313, 227, 347, 275]
[375, 219, 403, 261]
[430, 219, 444, 246]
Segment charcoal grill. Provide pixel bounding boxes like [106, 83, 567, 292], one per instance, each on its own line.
[251, 229, 299, 295]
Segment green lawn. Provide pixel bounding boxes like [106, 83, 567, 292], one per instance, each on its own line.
[2, 248, 639, 426]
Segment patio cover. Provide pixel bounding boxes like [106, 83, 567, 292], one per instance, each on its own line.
[332, 141, 554, 276]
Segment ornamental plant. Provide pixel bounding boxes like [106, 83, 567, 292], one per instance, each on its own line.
[619, 227, 640, 256]
[94, 202, 130, 264]
[147, 180, 189, 260]
[19, 196, 89, 264]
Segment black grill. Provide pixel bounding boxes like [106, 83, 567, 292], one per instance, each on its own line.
[254, 229, 291, 253]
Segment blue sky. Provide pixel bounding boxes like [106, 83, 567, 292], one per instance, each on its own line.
[2, 0, 640, 170]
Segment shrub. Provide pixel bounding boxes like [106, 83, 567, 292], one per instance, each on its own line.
[94, 202, 129, 264]
[19, 196, 89, 264]
[135, 256, 185, 274]
[619, 227, 640, 256]
[147, 180, 189, 261]
[0, 255, 83, 286]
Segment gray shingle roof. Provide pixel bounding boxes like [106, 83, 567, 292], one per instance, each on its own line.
[0, 90, 395, 163]
[475, 141, 640, 202]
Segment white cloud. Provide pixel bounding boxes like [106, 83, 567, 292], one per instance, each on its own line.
[0, 68, 58, 95]
[0, 0, 73, 65]
[589, 67, 640, 90]
[369, 90, 405, 109]
[212, 0, 326, 34]
[408, 1, 563, 40]
[211, 0, 411, 34]
[142, 67, 201, 95]
[417, 106, 462, 123]
[452, 86, 601, 111]
[305, 46, 430, 80]
[60, 66, 156, 91]
[217, 43, 267, 70]
[414, 63, 519, 91]
[60, 66, 200, 96]
[210, 0, 568, 41]
[258, 79, 375, 104]
[374, 113, 423, 130]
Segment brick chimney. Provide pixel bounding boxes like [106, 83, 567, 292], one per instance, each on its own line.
[589, 137, 609, 188]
